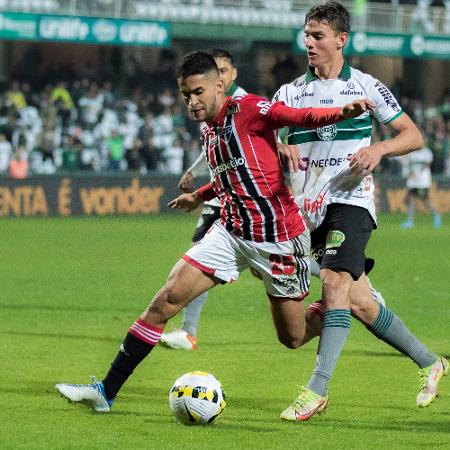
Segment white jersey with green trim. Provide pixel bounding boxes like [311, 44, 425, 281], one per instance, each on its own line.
[273, 64, 403, 230]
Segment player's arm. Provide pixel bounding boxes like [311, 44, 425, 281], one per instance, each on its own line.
[168, 182, 217, 212]
[178, 152, 210, 193]
[270, 99, 375, 128]
[349, 113, 423, 175]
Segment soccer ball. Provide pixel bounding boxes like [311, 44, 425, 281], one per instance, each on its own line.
[169, 371, 226, 425]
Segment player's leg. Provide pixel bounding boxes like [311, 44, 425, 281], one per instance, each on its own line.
[55, 259, 218, 412]
[401, 190, 415, 228]
[281, 205, 372, 421]
[161, 205, 220, 350]
[348, 274, 448, 406]
[55, 222, 240, 412]
[422, 189, 441, 228]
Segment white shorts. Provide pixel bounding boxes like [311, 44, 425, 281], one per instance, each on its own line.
[183, 221, 310, 299]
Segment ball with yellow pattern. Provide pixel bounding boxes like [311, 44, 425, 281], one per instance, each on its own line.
[169, 371, 226, 425]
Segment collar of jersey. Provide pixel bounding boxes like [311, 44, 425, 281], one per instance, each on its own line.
[208, 96, 232, 125]
[305, 61, 351, 83]
[227, 82, 239, 96]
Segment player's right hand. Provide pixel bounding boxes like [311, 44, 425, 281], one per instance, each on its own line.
[178, 170, 195, 193]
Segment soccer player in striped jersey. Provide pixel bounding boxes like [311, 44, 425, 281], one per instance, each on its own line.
[160, 49, 247, 350]
[55, 50, 373, 413]
[274, 1, 448, 421]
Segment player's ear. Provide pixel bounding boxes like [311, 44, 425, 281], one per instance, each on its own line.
[337, 32, 348, 51]
[216, 77, 225, 94]
[232, 67, 237, 82]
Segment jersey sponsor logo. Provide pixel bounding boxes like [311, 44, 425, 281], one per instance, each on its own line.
[320, 99, 334, 104]
[326, 249, 337, 255]
[374, 81, 400, 112]
[300, 157, 346, 170]
[212, 157, 245, 176]
[316, 124, 338, 141]
[303, 194, 325, 213]
[325, 230, 346, 249]
[340, 89, 363, 96]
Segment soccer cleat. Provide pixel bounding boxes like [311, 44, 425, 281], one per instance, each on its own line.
[159, 329, 197, 350]
[416, 356, 449, 407]
[280, 386, 329, 421]
[55, 376, 113, 412]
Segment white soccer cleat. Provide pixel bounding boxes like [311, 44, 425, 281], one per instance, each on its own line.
[416, 356, 449, 407]
[55, 376, 113, 412]
[160, 329, 198, 350]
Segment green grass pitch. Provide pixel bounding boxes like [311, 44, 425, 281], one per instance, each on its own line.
[0, 213, 448, 449]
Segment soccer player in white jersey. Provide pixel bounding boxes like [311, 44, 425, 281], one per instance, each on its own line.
[55, 51, 372, 413]
[160, 49, 247, 350]
[400, 146, 441, 228]
[274, 1, 448, 421]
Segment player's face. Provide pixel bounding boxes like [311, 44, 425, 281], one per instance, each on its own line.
[214, 57, 237, 93]
[304, 20, 347, 68]
[178, 71, 224, 122]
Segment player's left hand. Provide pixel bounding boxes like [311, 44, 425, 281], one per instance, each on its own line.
[168, 192, 202, 212]
[277, 143, 305, 172]
[348, 145, 383, 175]
[341, 99, 375, 120]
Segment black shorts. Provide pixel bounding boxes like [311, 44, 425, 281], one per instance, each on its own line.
[192, 205, 221, 243]
[408, 188, 429, 200]
[310, 204, 375, 281]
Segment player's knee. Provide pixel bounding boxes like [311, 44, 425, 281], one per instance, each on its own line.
[277, 333, 305, 349]
[147, 285, 183, 320]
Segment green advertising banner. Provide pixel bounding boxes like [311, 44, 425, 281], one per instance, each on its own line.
[0, 12, 170, 47]
[293, 30, 450, 60]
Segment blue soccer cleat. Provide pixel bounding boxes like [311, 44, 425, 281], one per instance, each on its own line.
[55, 376, 113, 412]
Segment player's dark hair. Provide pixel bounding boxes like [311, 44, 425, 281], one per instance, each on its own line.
[304, 1, 350, 34]
[176, 51, 219, 79]
[210, 49, 234, 65]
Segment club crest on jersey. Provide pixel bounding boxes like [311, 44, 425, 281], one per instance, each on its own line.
[218, 125, 233, 139]
[226, 103, 240, 115]
[316, 124, 337, 141]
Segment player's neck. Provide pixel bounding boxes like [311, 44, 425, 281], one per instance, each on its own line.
[313, 57, 345, 80]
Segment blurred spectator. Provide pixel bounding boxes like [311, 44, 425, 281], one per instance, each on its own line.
[0, 133, 12, 173]
[61, 136, 81, 172]
[125, 138, 143, 172]
[6, 81, 27, 110]
[9, 147, 29, 179]
[137, 113, 159, 171]
[106, 130, 124, 171]
[163, 138, 184, 175]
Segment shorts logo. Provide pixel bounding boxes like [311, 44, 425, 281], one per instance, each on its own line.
[316, 124, 337, 141]
[326, 230, 346, 249]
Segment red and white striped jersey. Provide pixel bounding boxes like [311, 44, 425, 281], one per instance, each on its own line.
[199, 94, 342, 243]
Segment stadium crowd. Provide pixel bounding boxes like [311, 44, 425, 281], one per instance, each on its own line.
[0, 76, 449, 178]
